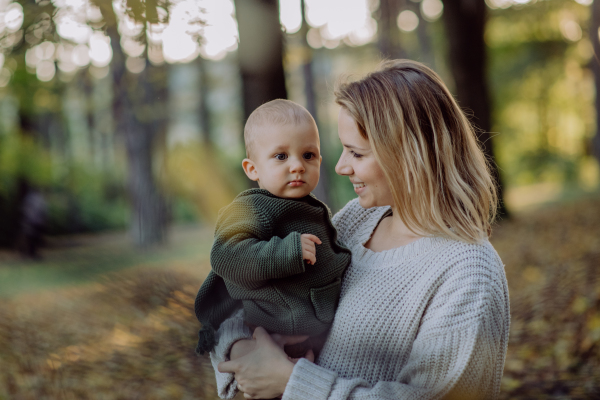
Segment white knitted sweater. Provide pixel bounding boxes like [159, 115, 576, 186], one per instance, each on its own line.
[209, 198, 510, 400]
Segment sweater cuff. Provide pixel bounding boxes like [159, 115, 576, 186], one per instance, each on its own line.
[209, 309, 253, 399]
[282, 358, 337, 400]
[287, 231, 306, 275]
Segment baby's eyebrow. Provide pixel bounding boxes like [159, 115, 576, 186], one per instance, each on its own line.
[270, 145, 289, 152]
[303, 144, 320, 150]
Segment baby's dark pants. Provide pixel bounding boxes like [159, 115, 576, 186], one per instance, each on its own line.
[245, 323, 328, 359]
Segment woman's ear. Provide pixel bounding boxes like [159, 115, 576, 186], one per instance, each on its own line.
[242, 159, 259, 181]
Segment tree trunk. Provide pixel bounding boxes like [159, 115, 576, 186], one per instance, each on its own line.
[300, 0, 329, 203]
[234, 0, 288, 122]
[125, 117, 166, 246]
[442, 0, 508, 217]
[410, 2, 436, 69]
[378, 0, 406, 60]
[198, 59, 212, 147]
[106, 21, 167, 246]
[234, 0, 287, 189]
[591, 0, 600, 167]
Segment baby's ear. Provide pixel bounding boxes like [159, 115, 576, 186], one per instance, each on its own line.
[242, 159, 259, 181]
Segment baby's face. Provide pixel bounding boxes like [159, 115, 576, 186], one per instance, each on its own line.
[243, 122, 321, 199]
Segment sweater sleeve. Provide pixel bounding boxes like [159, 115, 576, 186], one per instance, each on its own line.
[211, 201, 305, 289]
[209, 309, 253, 399]
[282, 251, 510, 400]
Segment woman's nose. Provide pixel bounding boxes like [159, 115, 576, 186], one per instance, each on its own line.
[335, 153, 352, 176]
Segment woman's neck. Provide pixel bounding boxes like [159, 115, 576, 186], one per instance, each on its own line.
[365, 207, 424, 252]
[389, 207, 423, 239]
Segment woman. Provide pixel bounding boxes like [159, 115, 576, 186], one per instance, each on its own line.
[212, 60, 510, 400]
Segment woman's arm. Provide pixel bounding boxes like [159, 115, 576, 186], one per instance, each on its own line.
[283, 319, 502, 399]
[208, 312, 314, 399]
[221, 252, 510, 400]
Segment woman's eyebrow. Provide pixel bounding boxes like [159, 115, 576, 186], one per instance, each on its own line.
[343, 144, 369, 151]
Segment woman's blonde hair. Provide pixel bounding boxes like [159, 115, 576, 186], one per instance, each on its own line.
[335, 59, 498, 243]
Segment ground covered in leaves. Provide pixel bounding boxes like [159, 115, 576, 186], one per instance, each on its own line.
[1, 196, 599, 399]
[0, 268, 222, 400]
[494, 196, 600, 399]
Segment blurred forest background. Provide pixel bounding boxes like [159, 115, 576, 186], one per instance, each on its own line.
[0, 0, 600, 398]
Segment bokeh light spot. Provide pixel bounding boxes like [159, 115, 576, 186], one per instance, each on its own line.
[89, 32, 112, 68]
[421, 0, 443, 22]
[125, 56, 146, 74]
[561, 20, 582, 42]
[72, 44, 90, 67]
[36, 60, 55, 82]
[280, 0, 302, 34]
[0, 67, 10, 87]
[4, 2, 23, 33]
[307, 27, 323, 48]
[89, 65, 110, 79]
[35, 41, 55, 61]
[56, 14, 92, 44]
[397, 10, 419, 32]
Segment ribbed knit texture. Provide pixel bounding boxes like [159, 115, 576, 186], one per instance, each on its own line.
[195, 189, 351, 354]
[210, 198, 510, 400]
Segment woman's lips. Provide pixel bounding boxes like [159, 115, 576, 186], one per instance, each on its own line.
[353, 182, 366, 194]
[288, 180, 305, 187]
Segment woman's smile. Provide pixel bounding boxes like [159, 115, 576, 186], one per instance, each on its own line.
[352, 181, 366, 193]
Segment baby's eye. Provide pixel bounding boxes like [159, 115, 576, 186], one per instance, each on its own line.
[303, 152, 316, 160]
[275, 153, 288, 161]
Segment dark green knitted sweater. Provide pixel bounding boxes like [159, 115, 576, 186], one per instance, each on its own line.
[194, 189, 351, 354]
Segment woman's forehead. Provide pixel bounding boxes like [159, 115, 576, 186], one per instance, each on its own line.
[338, 110, 370, 150]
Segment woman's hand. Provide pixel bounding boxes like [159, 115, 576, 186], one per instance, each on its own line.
[218, 327, 313, 399]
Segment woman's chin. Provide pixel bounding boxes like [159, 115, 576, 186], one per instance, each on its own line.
[357, 196, 375, 209]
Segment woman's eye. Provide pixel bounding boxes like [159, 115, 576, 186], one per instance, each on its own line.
[275, 153, 288, 161]
[351, 151, 363, 159]
[303, 152, 315, 160]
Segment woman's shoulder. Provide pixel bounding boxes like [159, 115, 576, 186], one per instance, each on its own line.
[332, 198, 390, 247]
[433, 238, 507, 291]
[446, 239, 503, 268]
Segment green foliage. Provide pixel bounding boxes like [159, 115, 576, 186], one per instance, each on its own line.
[0, 134, 53, 194]
[170, 197, 200, 224]
[45, 164, 130, 234]
[487, 0, 596, 189]
[0, 132, 130, 234]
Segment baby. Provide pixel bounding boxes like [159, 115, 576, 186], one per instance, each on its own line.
[194, 99, 351, 358]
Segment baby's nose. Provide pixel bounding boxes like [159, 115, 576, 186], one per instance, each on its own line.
[289, 159, 306, 173]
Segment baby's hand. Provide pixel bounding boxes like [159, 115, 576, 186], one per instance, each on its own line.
[301, 234, 322, 265]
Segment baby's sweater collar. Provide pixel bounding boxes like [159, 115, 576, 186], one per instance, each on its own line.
[237, 188, 321, 206]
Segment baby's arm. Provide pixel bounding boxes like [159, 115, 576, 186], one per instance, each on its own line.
[212, 201, 320, 289]
[212, 232, 306, 288]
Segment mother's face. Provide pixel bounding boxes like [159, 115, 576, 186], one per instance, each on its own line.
[335, 108, 394, 209]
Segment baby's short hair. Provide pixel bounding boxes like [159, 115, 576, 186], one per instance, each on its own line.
[244, 99, 316, 158]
